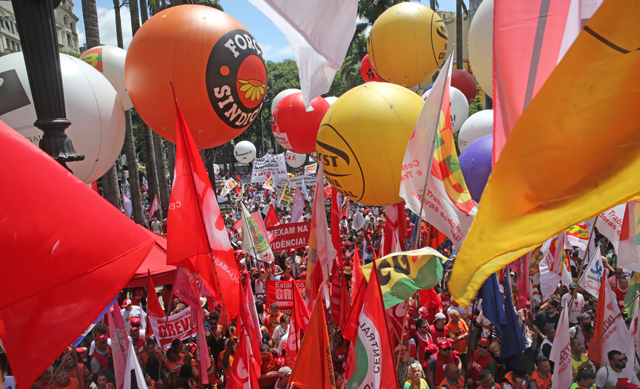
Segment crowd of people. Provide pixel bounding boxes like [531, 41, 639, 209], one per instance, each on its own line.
[4, 179, 639, 389]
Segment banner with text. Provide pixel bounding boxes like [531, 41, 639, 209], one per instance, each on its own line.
[149, 307, 194, 350]
[265, 280, 306, 315]
[251, 153, 288, 183]
[266, 222, 311, 251]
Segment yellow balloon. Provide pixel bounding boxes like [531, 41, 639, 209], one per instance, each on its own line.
[368, 3, 448, 88]
[316, 82, 424, 206]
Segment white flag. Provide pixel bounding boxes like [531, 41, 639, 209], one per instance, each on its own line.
[618, 201, 640, 272]
[121, 190, 132, 218]
[596, 203, 626, 251]
[578, 244, 604, 298]
[398, 51, 476, 252]
[539, 232, 573, 299]
[124, 341, 147, 389]
[213, 163, 220, 175]
[291, 187, 305, 222]
[352, 209, 365, 231]
[550, 299, 572, 389]
[247, 0, 358, 107]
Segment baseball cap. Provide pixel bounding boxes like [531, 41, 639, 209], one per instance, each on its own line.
[95, 334, 108, 343]
[615, 378, 637, 388]
[577, 313, 591, 321]
[271, 303, 279, 309]
[569, 282, 577, 289]
[289, 249, 296, 254]
[278, 366, 292, 377]
[121, 299, 132, 307]
[437, 339, 452, 349]
[130, 317, 141, 325]
[434, 312, 447, 321]
[478, 337, 490, 347]
[130, 327, 140, 334]
[426, 344, 439, 354]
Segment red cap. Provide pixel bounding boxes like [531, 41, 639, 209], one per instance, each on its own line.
[437, 339, 452, 349]
[134, 289, 145, 296]
[130, 327, 140, 334]
[121, 299, 132, 307]
[426, 344, 439, 354]
[614, 378, 637, 389]
[187, 342, 197, 354]
[95, 334, 108, 343]
[130, 317, 141, 325]
[406, 217, 411, 222]
[289, 249, 296, 254]
[478, 337, 490, 347]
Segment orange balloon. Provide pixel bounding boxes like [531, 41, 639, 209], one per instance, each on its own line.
[125, 5, 267, 149]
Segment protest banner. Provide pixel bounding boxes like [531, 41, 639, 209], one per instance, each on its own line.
[266, 280, 306, 315]
[251, 153, 287, 183]
[148, 307, 194, 350]
[266, 222, 311, 251]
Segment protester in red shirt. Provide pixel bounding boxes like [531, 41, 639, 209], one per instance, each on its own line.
[429, 312, 449, 344]
[612, 277, 628, 312]
[426, 339, 460, 389]
[467, 337, 497, 389]
[258, 344, 282, 389]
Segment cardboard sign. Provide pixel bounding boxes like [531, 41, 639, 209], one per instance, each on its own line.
[266, 222, 311, 251]
[148, 307, 194, 350]
[265, 280, 306, 315]
[251, 153, 287, 183]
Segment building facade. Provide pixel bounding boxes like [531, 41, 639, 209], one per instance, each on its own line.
[0, 0, 80, 56]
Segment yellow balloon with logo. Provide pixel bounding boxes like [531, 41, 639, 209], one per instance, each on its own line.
[316, 82, 423, 206]
[368, 2, 448, 88]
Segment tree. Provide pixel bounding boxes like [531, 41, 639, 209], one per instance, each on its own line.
[80, 0, 100, 49]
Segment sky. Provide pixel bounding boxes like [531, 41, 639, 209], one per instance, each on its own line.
[75, 0, 459, 62]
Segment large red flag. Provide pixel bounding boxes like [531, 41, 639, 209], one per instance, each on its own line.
[383, 202, 407, 256]
[264, 204, 280, 227]
[0, 122, 154, 387]
[167, 93, 240, 319]
[146, 271, 164, 339]
[237, 282, 261, 377]
[285, 279, 312, 366]
[330, 258, 343, 324]
[226, 328, 261, 389]
[288, 287, 337, 389]
[343, 279, 366, 381]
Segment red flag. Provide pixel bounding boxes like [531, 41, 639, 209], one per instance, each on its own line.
[167, 92, 240, 319]
[324, 185, 332, 199]
[236, 174, 241, 181]
[264, 204, 280, 227]
[226, 328, 261, 389]
[145, 271, 164, 339]
[149, 194, 160, 218]
[286, 279, 312, 365]
[288, 287, 337, 389]
[330, 259, 343, 325]
[343, 279, 366, 381]
[172, 268, 211, 384]
[331, 187, 344, 268]
[0, 122, 154, 387]
[383, 202, 407, 256]
[237, 282, 262, 377]
[427, 225, 448, 249]
[339, 273, 351, 330]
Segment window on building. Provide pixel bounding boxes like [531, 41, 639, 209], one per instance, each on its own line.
[11, 22, 15, 34]
[16, 43, 20, 51]
[67, 34, 71, 46]
[63, 16, 68, 25]
[5, 37, 8, 48]
[10, 40, 14, 51]
[70, 22, 74, 31]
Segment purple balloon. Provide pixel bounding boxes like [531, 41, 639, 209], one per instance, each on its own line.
[459, 134, 493, 203]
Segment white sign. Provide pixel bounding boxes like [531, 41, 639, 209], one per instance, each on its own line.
[251, 153, 288, 183]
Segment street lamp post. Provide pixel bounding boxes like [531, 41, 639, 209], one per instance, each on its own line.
[11, 0, 84, 167]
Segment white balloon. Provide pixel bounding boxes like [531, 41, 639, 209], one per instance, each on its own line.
[234, 141, 256, 163]
[0, 53, 126, 184]
[468, 0, 493, 97]
[422, 86, 470, 133]
[457, 109, 494, 152]
[80, 45, 133, 110]
[285, 151, 306, 168]
[271, 88, 300, 114]
[324, 96, 339, 106]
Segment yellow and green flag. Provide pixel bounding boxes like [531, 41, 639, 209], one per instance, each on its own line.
[449, 0, 640, 307]
[360, 247, 445, 309]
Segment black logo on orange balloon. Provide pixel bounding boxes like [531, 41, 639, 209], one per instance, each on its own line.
[206, 29, 267, 129]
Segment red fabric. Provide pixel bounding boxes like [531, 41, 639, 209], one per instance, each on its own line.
[427, 225, 448, 250]
[324, 185, 331, 199]
[167, 94, 240, 319]
[0, 121, 155, 387]
[227, 328, 261, 389]
[127, 231, 176, 288]
[330, 258, 343, 324]
[493, 0, 572, 164]
[237, 280, 262, 377]
[419, 288, 442, 323]
[149, 194, 160, 218]
[331, 187, 344, 269]
[264, 205, 280, 227]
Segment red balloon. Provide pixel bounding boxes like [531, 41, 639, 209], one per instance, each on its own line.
[451, 69, 478, 104]
[272, 93, 330, 154]
[360, 54, 385, 83]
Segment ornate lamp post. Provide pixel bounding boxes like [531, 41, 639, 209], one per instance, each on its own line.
[11, 0, 84, 167]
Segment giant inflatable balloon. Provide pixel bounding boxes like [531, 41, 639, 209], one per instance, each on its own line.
[459, 134, 493, 203]
[458, 110, 493, 152]
[80, 45, 133, 110]
[451, 69, 478, 104]
[324, 96, 339, 106]
[368, 3, 448, 88]
[271, 88, 300, 114]
[360, 54, 385, 83]
[468, 0, 493, 97]
[125, 5, 267, 149]
[285, 151, 306, 168]
[0, 53, 125, 184]
[272, 93, 330, 154]
[422, 86, 469, 133]
[316, 82, 423, 206]
[234, 141, 256, 163]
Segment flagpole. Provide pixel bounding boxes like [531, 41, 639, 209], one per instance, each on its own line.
[589, 293, 640, 357]
[395, 301, 410, 374]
